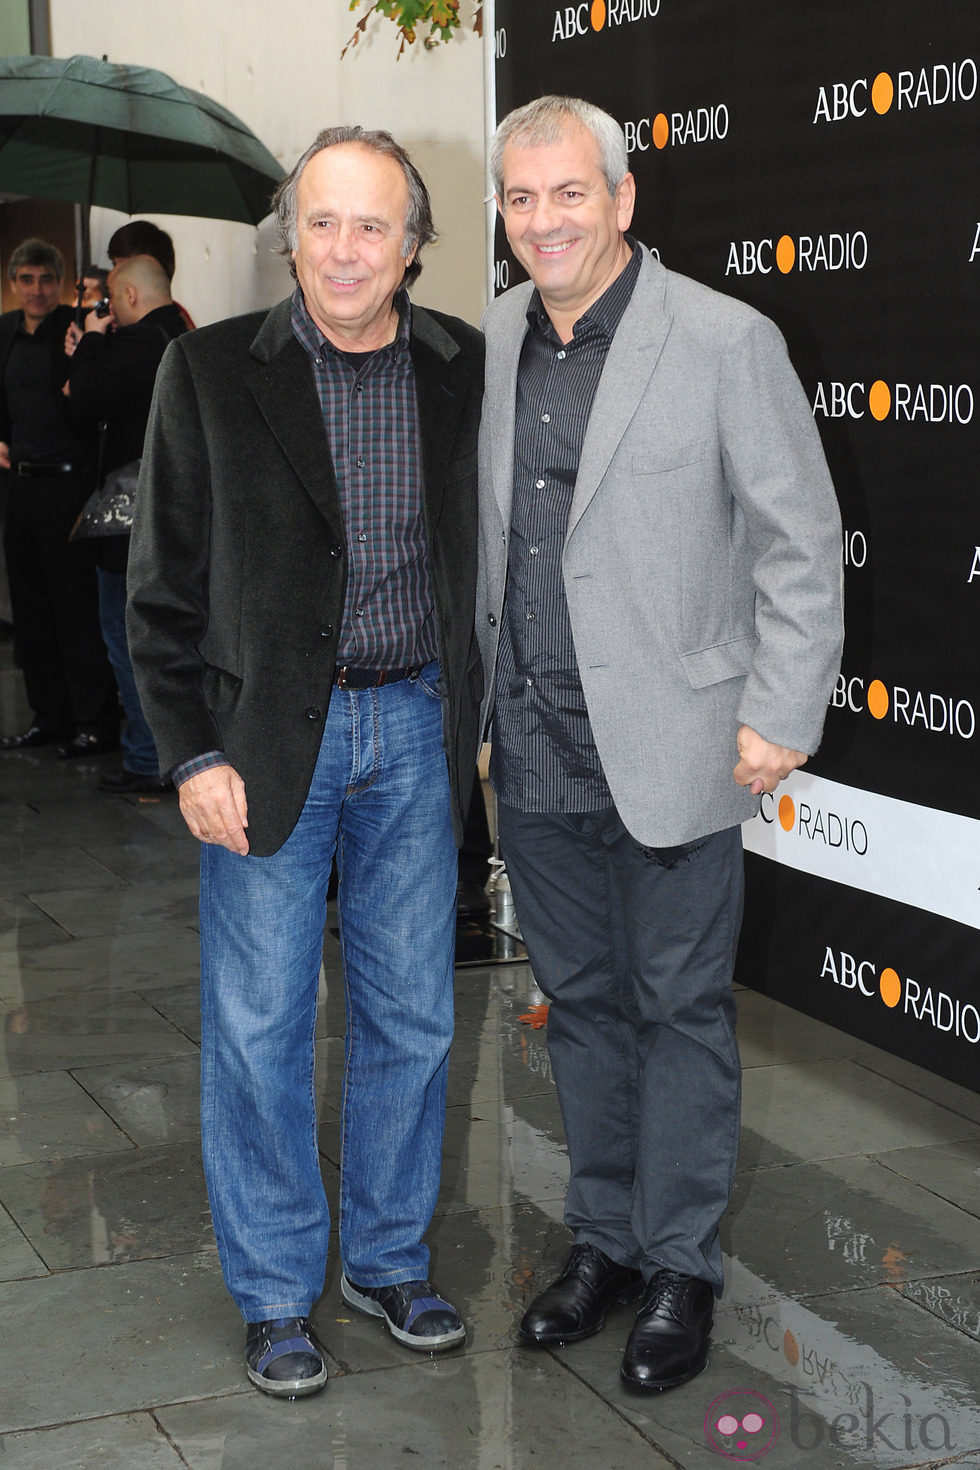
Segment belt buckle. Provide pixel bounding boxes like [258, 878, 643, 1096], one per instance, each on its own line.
[336, 666, 351, 690]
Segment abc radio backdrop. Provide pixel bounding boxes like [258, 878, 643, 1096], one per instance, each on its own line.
[487, 0, 979, 1089]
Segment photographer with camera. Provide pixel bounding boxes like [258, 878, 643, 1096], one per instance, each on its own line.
[67, 254, 187, 792]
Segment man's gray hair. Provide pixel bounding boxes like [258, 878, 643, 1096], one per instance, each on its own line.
[8, 237, 65, 282]
[272, 125, 436, 289]
[490, 96, 629, 200]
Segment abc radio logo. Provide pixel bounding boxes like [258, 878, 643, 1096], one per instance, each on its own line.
[624, 106, 729, 151]
[726, 232, 868, 277]
[821, 949, 980, 1044]
[832, 676, 976, 740]
[760, 793, 868, 855]
[552, 0, 660, 42]
[814, 59, 977, 122]
[812, 380, 975, 425]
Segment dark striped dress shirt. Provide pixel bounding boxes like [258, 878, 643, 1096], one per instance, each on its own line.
[490, 239, 642, 813]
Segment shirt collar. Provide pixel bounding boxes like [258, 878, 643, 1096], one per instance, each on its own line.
[526, 233, 642, 344]
[291, 284, 413, 360]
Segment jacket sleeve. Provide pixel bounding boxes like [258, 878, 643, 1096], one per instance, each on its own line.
[125, 337, 225, 772]
[719, 315, 844, 754]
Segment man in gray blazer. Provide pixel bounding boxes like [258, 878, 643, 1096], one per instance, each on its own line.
[128, 128, 483, 1397]
[477, 97, 843, 1392]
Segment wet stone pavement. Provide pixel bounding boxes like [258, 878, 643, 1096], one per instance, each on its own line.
[1, 649, 979, 1470]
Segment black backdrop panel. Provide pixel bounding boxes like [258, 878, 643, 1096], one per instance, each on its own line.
[492, 0, 979, 1087]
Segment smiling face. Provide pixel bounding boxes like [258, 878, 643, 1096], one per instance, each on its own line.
[292, 142, 416, 352]
[11, 264, 62, 332]
[497, 122, 635, 339]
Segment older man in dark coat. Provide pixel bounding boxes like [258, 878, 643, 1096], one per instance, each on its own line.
[127, 128, 484, 1397]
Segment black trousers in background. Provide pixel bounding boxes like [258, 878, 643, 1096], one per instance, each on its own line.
[2, 471, 118, 734]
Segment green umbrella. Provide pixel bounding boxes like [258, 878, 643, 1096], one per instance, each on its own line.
[0, 53, 284, 227]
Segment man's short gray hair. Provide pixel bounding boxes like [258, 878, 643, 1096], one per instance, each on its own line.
[272, 126, 436, 289]
[490, 96, 629, 200]
[8, 237, 65, 282]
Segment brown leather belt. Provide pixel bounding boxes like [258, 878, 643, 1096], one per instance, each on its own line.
[334, 665, 421, 690]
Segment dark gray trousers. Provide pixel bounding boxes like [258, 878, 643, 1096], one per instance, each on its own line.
[497, 803, 744, 1292]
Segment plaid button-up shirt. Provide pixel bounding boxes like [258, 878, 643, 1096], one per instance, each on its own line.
[291, 286, 436, 669]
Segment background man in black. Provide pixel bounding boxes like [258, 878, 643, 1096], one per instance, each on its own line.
[67, 255, 187, 792]
[0, 238, 117, 755]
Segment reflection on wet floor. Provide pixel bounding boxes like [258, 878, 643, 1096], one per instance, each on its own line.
[1, 662, 979, 1468]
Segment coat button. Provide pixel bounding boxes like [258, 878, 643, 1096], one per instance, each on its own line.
[320, 625, 333, 638]
[488, 613, 497, 627]
[330, 545, 342, 558]
[306, 707, 321, 720]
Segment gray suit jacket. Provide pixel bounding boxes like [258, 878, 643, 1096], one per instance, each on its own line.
[477, 246, 843, 847]
[128, 295, 484, 856]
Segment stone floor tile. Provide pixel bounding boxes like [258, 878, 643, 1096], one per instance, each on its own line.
[0, 1412, 187, 1468]
[0, 1143, 214, 1270]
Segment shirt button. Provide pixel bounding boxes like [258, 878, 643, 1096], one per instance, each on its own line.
[355, 456, 365, 468]
[488, 613, 497, 627]
[541, 413, 550, 423]
[557, 350, 566, 360]
[354, 607, 364, 617]
[526, 611, 535, 621]
[306, 707, 321, 720]
[535, 479, 545, 489]
[356, 532, 367, 542]
[525, 676, 533, 686]
[529, 546, 539, 556]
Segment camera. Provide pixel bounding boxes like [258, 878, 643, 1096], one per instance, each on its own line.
[93, 297, 111, 318]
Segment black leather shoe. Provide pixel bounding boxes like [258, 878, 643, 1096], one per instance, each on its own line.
[620, 1269, 714, 1390]
[98, 768, 173, 794]
[0, 725, 65, 750]
[519, 1242, 644, 1345]
[456, 876, 491, 917]
[54, 730, 120, 759]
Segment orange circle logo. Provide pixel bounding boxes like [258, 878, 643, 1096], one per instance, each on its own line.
[871, 72, 895, 114]
[591, 0, 606, 29]
[778, 795, 795, 832]
[867, 679, 890, 720]
[652, 113, 669, 149]
[880, 968, 901, 1008]
[776, 235, 796, 274]
[784, 1329, 799, 1366]
[868, 380, 891, 421]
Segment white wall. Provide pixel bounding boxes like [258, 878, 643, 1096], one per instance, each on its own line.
[48, 0, 488, 328]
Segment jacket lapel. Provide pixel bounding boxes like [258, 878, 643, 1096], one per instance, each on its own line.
[566, 250, 673, 539]
[245, 298, 342, 528]
[410, 306, 464, 533]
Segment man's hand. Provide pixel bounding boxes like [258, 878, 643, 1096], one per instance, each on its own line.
[178, 764, 249, 855]
[0, 441, 10, 471]
[733, 724, 807, 797]
[83, 307, 112, 336]
[64, 321, 83, 357]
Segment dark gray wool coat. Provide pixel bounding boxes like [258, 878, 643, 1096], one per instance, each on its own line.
[127, 295, 484, 856]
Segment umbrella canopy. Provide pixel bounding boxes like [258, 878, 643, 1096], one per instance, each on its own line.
[0, 53, 284, 226]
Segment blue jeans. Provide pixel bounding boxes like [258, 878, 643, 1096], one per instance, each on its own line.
[97, 567, 159, 774]
[199, 663, 457, 1322]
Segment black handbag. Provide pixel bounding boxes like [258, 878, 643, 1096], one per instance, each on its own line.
[71, 454, 141, 538]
